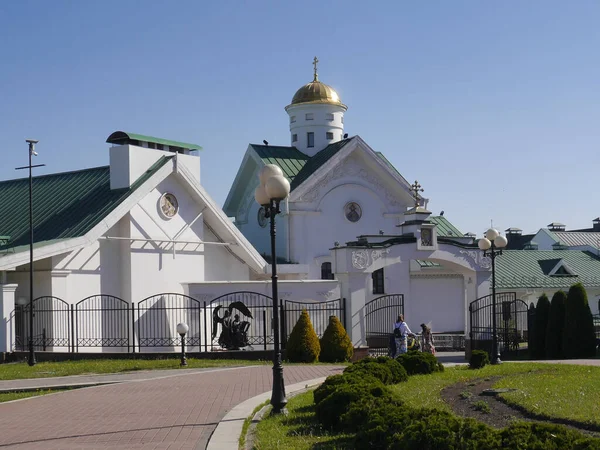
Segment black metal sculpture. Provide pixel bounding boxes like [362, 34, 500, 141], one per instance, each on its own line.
[212, 302, 253, 350]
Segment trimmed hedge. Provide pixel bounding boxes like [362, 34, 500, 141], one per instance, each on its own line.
[286, 309, 320, 363]
[532, 294, 550, 359]
[469, 350, 489, 369]
[545, 290, 567, 359]
[396, 350, 444, 375]
[319, 315, 353, 362]
[563, 283, 597, 359]
[343, 356, 408, 385]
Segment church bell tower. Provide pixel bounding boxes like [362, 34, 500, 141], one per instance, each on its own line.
[285, 57, 347, 157]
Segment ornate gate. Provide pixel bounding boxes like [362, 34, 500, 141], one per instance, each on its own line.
[469, 292, 529, 359]
[75, 295, 130, 351]
[15, 296, 71, 351]
[364, 294, 404, 356]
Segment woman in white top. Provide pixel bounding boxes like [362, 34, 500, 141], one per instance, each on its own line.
[393, 314, 413, 357]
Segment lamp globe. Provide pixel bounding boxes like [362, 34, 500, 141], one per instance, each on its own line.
[265, 175, 291, 200]
[259, 164, 283, 186]
[176, 322, 189, 336]
[478, 238, 492, 251]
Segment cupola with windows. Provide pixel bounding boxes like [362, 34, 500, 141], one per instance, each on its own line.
[285, 57, 347, 156]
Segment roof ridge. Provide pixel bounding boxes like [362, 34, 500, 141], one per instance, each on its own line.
[0, 165, 109, 185]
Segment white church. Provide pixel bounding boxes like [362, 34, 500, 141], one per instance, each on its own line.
[3, 58, 575, 358]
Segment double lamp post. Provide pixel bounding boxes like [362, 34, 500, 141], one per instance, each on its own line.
[478, 228, 507, 365]
[254, 164, 290, 415]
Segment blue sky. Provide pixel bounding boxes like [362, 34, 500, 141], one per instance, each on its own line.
[1, 1, 599, 236]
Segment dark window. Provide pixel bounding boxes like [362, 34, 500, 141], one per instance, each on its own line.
[292, 134, 298, 142]
[372, 268, 385, 294]
[157, 144, 164, 150]
[321, 262, 334, 280]
[305, 113, 314, 120]
[147, 142, 156, 149]
[326, 132, 334, 139]
[307, 132, 315, 148]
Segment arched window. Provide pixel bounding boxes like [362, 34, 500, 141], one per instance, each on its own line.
[372, 268, 385, 294]
[321, 262, 334, 280]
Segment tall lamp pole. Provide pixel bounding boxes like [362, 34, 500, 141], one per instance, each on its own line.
[255, 164, 290, 415]
[16, 139, 45, 367]
[478, 228, 508, 365]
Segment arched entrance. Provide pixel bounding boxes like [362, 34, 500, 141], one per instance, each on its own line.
[364, 294, 404, 355]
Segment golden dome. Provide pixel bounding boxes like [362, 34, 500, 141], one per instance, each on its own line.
[285, 57, 347, 110]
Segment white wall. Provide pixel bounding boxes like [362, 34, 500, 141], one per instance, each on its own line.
[203, 228, 250, 281]
[286, 103, 346, 156]
[409, 275, 465, 333]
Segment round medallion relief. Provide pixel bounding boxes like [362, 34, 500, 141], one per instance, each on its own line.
[344, 202, 362, 223]
[159, 193, 179, 219]
[257, 206, 268, 228]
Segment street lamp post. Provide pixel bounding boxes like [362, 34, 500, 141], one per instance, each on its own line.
[176, 322, 189, 367]
[255, 164, 290, 415]
[478, 228, 508, 365]
[16, 139, 45, 367]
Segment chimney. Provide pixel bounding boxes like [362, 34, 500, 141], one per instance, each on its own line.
[593, 218, 600, 231]
[505, 227, 523, 236]
[548, 222, 566, 232]
[552, 241, 569, 250]
[524, 242, 539, 250]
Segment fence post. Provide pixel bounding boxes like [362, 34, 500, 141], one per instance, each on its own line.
[342, 297, 347, 332]
[203, 301, 208, 353]
[130, 302, 135, 354]
[280, 299, 286, 349]
[42, 328, 46, 351]
[262, 310, 267, 351]
[70, 304, 75, 353]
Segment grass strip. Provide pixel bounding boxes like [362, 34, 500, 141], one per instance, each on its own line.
[0, 358, 268, 380]
[252, 390, 354, 450]
[239, 400, 270, 449]
[0, 387, 72, 403]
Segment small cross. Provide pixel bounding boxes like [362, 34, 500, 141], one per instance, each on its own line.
[411, 180, 424, 208]
[313, 56, 319, 81]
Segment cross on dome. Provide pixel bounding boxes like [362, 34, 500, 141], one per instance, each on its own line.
[313, 56, 319, 81]
[411, 180, 424, 208]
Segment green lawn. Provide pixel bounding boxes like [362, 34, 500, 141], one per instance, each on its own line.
[251, 390, 353, 450]
[391, 363, 600, 426]
[0, 358, 268, 380]
[0, 388, 69, 403]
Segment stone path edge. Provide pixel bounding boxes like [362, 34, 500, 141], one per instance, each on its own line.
[206, 376, 328, 450]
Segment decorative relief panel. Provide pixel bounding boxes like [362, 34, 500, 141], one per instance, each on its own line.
[317, 291, 336, 299]
[459, 250, 491, 270]
[351, 248, 391, 270]
[298, 157, 402, 207]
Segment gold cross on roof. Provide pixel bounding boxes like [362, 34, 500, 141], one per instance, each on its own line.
[411, 180, 424, 208]
[313, 56, 319, 81]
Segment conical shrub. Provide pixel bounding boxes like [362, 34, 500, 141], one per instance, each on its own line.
[286, 309, 321, 362]
[563, 283, 597, 359]
[545, 291, 566, 359]
[532, 294, 550, 359]
[319, 315, 353, 362]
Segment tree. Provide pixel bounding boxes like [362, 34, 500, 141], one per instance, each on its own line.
[286, 309, 321, 363]
[527, 302, 536, 357]
[532, 294, 550, 359]
[563, 283, 597, 359]
[545, 291, 567, 359]
[319, 315, 353, 362]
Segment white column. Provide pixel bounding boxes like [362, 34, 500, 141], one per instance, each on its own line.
[0, 284, 18, 354]
[337, 272, 368, 346]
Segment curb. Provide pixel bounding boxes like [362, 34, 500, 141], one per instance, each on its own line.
[206, 376, 328, 450]
[0, 381, 120, 394]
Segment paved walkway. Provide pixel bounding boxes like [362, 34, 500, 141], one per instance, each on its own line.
[0, 365, 344, 449]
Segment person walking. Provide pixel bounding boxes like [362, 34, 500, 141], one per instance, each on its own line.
[420, 323, 436, 355]
[393, 314, 413, 357]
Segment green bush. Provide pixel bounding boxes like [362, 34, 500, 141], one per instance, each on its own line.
[396, 350, 443, 376]
[374, 356, 409, 383]
[319, 315, 354, 362]
[528, 302, 536, 354]
[563, 283, 597, 359]
[315, 378, 392, 430]
[500, 422, 595, 449]
[545, 290, 567, 359]
[344, 357, 394, 385]
[469, 350, 490, 369]
[285, 309, 320, 363]
[313, 372, 382, 406]
[532, 294, 550, 359]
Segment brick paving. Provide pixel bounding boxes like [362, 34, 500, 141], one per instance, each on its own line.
[0, 365, 344, 449]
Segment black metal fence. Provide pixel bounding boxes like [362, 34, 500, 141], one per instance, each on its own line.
[469, 292, 529, 359]
[11, 292, 346, 353]
[364, 294, 404, 356]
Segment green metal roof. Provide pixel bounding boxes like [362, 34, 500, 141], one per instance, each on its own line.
[429, 216, 463, 238]
[250, 145, 310, 183]
[106, 131, 202, 151]
[0, 156, 173, 253]
[375, 151, 403, 178]
[496, 250, 600, 289]
[290, 138, 354, 190]
[416, 260, 441, 268]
